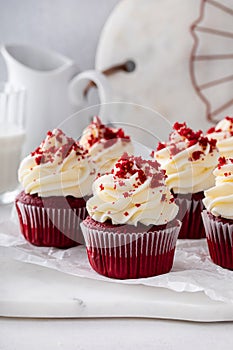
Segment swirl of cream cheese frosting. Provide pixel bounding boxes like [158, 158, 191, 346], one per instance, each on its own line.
[203, 157, 233, 219]
[154, 122, 219, 194]
[86, 153, 179, 226]
[79, 116, 133, 174]
[206, 116, 233, 158]
[18, 129, 96, 197]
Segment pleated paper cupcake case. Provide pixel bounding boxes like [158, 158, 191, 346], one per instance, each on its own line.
[81, 223, 181, 279]
[16, 201, 87, 248]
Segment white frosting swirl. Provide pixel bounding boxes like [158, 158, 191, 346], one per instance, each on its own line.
[18, 129, 95, 197]
[203, 158, 233, 219]
[80, 116, 133, 174]
[87, 154, 178, 226]
[155, 123, 219, 194]
[206, 117, 233, 158]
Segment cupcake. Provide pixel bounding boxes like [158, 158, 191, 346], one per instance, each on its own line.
[154, 122, 219, 239]
[81, 153, 181, 279]
[202, 157, 233, 270]
[206, 116, 233, 158]
[79, 116, 133, 174]
[15, 128, 95, 248]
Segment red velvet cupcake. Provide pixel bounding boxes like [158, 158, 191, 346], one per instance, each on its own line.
[202, 157, 233, 269]
[15, 128, 95, 248]
[79, 116, 133, 174]
[81, 153, 181, 279]
[206, 116, 233, 158]
[154, 122, 219, 239]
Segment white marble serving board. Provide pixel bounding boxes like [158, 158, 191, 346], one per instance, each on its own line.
[96, 0, 233, 129]
[1, 257, 233, 322]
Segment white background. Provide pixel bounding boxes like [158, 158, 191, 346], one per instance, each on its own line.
[0, 0, 119, 79]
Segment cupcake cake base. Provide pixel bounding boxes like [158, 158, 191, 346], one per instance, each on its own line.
[202, 210, 233, 270]
[81, 217, 181, 279]
[15, 191, 88, 248]
[174, 191, 206, 239]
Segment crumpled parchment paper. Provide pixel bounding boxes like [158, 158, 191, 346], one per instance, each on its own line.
[1, 207, 233, 305]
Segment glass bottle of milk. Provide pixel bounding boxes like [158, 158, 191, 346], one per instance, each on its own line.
[0, 83, 26, 204]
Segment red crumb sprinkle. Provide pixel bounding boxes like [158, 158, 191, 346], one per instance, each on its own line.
[31, 129, 87, 165]
[207, 138, 217, 152]
[123, 192, 130, 198]
[119, 180, 126, 187]
[174, 122, 186, 130]
[207, 126, 216, 134]
[150, 150, 155, 157]
[225, 116, 233, 123]
[93, 206, 97, 210]
[207, 117, 233, 135]
[170, 143, 183, 156]
[113, 153, 166, 189]
[107, 211, 111, 214]
[150, 169, 166, 188]
[156, 142, 166, 151]
[55, 129, 64, 143]
[158, 122, 218, 158]
[84, 116, 130, 149]
[99, 184, 104, 191]
[191, 150, 204, 161]
[169, 197, 175, 203]
[161, 193, 167, 202]
[218, 156, 227, 169]
[124, 212, 129, 216]
[174, 122, 202, 144]
[135, 203, 141, 207]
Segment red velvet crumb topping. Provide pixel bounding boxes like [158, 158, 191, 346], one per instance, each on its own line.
[157, 122, 217, 157]
[218, 156, 227, 168]
[225, 116, 233, 123]
[217, 156, 233, 170]
[31, 129, 87, 165]
[156, 142, 166, 151]
[191, 150, 204, 161]
[207, 116, 233, 136]
[114, 153, 166, 189]
[85, 116, 130, 149]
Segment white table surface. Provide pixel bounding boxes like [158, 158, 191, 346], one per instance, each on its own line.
[1, 317, 233, 350]
[1, 204, 233, 350]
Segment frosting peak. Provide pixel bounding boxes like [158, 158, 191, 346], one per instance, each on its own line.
[80, 116, 130, 149]
[154, 122, 219, 194]
[18, 128, 95, 197]
[112, 153, 166, 189]
[206, 116, 233, 158]
[31, 129, 88, 166]
[87, 153, 178, 226]
[203, 156, 233, 219]
[80, 116, 133, 174]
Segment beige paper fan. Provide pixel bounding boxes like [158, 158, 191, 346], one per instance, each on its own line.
[190, 0, 233, 123]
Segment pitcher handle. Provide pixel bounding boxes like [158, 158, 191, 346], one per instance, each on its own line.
[68, 70, 112, 107]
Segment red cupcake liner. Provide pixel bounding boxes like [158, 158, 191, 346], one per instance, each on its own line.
[15, 201, 87, 248]
[81, 222, 181, 279]
[174, 192, 206, 239]
[202, 210, 233, 270]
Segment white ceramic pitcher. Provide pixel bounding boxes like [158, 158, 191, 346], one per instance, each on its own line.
[1, 44, 111, 154]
